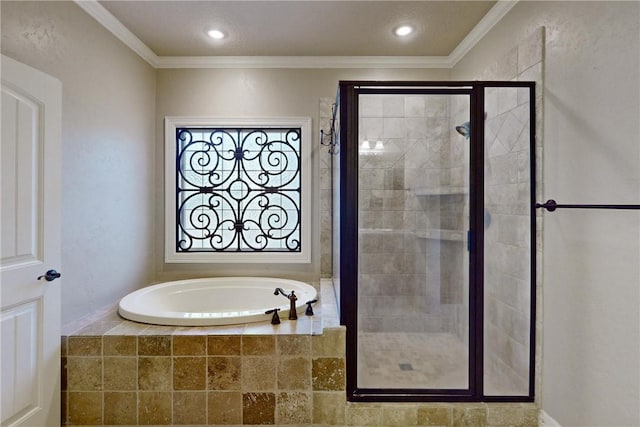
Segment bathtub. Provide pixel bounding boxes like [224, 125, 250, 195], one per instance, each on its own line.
[118, 277, 317, 326]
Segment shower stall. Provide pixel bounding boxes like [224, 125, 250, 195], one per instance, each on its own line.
[332, 81, 536, 401]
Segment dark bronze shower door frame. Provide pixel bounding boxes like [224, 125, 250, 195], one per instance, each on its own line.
[338, 81, 536, 402]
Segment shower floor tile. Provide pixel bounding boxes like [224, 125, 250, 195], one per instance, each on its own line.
[357, 332, 468, 389]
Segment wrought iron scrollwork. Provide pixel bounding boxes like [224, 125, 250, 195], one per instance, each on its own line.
[176, 127, 302, 252]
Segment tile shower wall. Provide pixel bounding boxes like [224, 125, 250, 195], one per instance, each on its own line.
[479, 28, 544, 394]
[449, 95, 471, 345]
[320, 98, 335, 278]
[357, 94, 466, 333]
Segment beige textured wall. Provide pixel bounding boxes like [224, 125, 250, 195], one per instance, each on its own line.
[454, 2, 640, 425]
[0, 0, 448, 321]
[1, 1, 157, 325]
[155, 68, 449, 283]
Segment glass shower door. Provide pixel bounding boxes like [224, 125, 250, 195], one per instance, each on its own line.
[356, 92, 471, 390]
[340, 81, 537, 401]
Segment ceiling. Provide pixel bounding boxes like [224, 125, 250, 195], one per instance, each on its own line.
[98, 1, 496, 57]
[75, 1, 521, 68]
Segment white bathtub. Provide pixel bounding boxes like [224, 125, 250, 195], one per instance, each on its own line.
[118, 277, 317, 326]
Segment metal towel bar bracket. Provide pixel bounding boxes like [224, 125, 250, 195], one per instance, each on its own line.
[535, 199, 640, 212]
[320, 102, 339, 154]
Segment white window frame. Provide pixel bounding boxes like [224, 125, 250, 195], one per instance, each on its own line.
[165, 116, 312, 263]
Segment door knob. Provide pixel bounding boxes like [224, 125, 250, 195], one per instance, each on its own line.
[37, 269, 61, 282]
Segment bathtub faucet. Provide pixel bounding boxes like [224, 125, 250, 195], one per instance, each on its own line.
[274, 288, 298, 320]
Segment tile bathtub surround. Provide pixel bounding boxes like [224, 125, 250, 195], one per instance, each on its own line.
[62, 328, 345, 426]
[62, 282, 327, 426]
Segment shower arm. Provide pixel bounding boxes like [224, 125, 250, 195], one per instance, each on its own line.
[535, 199, 640, 212]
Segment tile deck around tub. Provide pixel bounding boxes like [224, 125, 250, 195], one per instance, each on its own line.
[61, 280, 346, 426]
[63, 280, 338, 337]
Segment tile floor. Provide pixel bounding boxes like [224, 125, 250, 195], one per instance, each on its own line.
[358, 331, 525, 396]
[358, 332, 468, 389]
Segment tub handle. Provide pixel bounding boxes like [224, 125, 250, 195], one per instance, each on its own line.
[265, 308, 281, 325]
[305, 299, 318, 316]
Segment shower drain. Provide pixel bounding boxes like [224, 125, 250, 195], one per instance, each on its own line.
[398, 363, 414, 371]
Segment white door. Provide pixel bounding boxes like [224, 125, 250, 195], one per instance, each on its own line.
[1, 55, 62, 426]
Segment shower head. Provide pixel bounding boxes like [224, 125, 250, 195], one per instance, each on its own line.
[456, 121, 470, 139]
[456, 113, 486, 140]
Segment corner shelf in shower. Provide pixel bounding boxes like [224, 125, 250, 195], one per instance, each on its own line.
[413, 186, 468, 197]
[416, 229, 465, 242]
[413, 187, 467, 242]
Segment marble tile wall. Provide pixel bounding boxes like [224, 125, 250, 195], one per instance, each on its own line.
[479, 27, 544, 395]
[320, 97, 335, 278]
[356, 94, 467, 334]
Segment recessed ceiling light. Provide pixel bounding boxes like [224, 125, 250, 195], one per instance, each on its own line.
[394, 25, 414, 37]
[207, 29, 225, 40]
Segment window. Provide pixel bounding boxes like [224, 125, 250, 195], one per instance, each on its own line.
[165, 117, 311, 263]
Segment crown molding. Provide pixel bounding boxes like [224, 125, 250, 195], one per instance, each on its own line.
[74, 0, 160, 67]
[154, 55, 452, 69]
[74, 0, 517, 70]
[448, 0, 519, 67]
